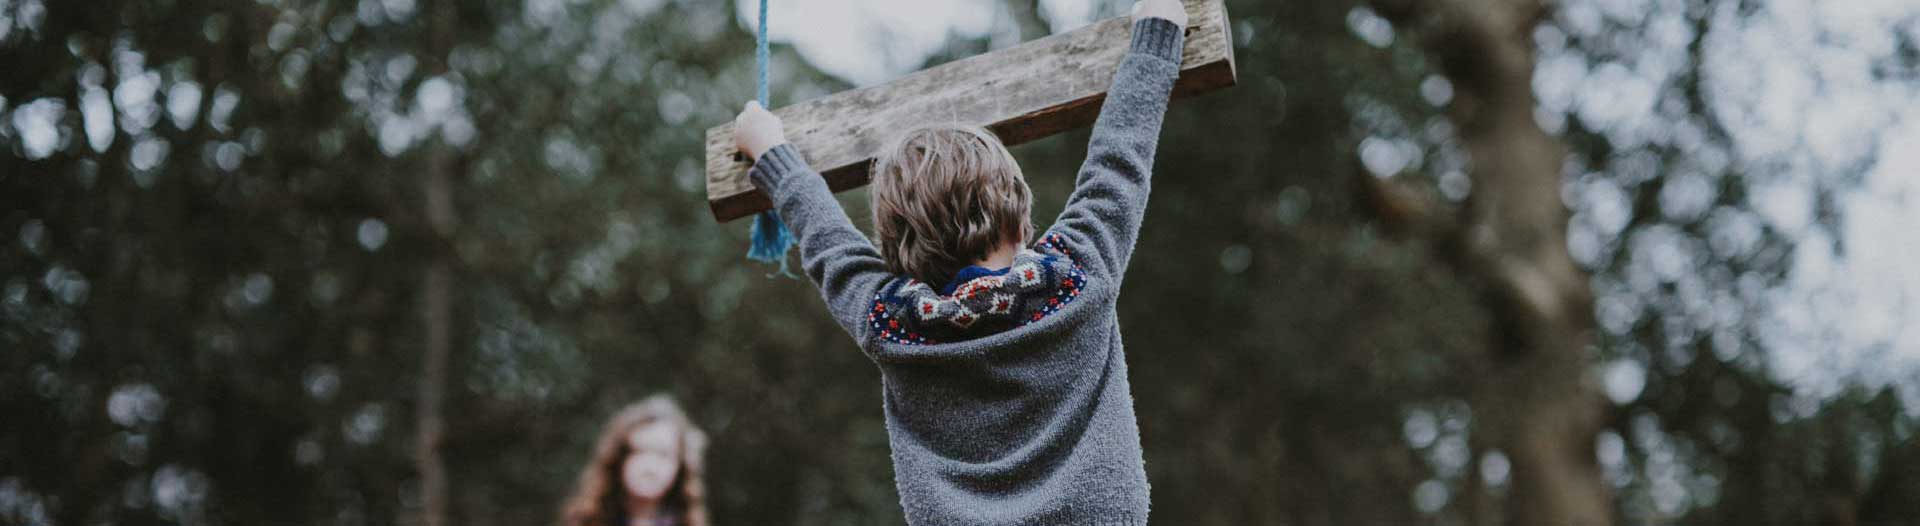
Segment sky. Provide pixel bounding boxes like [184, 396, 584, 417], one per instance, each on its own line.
[733, 0, 1920, 410]
[734, 0, 1111, 87]
[1686, 0, 1920, 405]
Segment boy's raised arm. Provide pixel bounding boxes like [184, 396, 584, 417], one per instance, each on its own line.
[1047, 2, 1187, 281]
[736, 103, 891, 345]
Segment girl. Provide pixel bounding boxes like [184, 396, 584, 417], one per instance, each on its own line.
[559, 395, 710, 526]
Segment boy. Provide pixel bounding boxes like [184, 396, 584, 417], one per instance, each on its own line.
[732, 1, 1188, 523]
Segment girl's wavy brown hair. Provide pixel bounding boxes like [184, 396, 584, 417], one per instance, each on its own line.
[870, 125, 1034, 287]
[558, 395, 709, 526]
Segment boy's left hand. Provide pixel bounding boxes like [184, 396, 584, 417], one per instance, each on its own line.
[734, 101, 788, 161]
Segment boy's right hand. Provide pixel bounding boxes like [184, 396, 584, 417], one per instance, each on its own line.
[734, 101, 789, 162]
[1131, 0, 1188, 30]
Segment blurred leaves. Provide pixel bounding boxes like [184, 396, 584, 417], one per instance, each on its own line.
[3, 0, 1917, 525]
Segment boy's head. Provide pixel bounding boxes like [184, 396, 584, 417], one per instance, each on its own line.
[871, 125, 1034, 286]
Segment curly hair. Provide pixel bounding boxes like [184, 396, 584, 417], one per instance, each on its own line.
[558, 395, 709, 526]
[870, 125, 1034, 287]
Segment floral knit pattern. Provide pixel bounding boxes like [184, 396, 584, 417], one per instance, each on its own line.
[867, 234, 1089, 346]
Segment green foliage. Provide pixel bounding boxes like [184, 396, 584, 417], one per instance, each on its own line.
[2, 0, 1913, 525]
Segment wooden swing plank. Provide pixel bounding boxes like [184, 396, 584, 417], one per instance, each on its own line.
[702, 0, 1237, 222]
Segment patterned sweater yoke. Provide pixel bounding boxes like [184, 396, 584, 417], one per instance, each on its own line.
[867, 234, 1091, 347]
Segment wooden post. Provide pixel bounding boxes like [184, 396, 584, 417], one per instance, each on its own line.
[703, 0, 1236, 222]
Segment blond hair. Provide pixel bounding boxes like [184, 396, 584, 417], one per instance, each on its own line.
[870, 125, 1034, 286]
[559, 395, 709, 526]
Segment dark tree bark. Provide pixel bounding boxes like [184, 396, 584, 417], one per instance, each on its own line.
[416, 1, 460, 525]
[1362, 1, 1612, 524]
[1002, 0, 1052, 41]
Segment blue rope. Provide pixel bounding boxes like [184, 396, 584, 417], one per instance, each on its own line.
[745, 0, 796, 275]
[756, 0, 770, 107]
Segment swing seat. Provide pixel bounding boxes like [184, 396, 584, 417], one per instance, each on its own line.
[703, 0, 1236, 222]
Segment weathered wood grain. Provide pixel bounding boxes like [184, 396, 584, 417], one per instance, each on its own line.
[703, 0, 1236, 222]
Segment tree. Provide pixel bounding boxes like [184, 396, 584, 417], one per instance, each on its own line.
[1359, 0, 1612, 523]
[4, 0, 1914, 524]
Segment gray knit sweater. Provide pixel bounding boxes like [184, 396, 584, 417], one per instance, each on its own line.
[747, 18, 1185, 525]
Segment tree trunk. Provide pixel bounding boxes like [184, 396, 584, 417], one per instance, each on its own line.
[1366, 0, 1612, 524]
[1001, 0, 1052, 41]
[416, 155, 454, 526]
[415, 1, 459, 525]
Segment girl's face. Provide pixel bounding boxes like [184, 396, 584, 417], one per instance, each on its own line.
[620, 422, 682, 500]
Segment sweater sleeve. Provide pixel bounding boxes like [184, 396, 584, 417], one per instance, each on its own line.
[1045, 17, 1185, 282]
[747, 144, 890, 346]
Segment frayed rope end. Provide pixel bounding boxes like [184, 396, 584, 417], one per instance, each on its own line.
[746, 209, 796, 277]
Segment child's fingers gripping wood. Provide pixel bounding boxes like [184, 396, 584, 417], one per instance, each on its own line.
[734, 101, 789, 162]
[1132, 0, 1188, 29]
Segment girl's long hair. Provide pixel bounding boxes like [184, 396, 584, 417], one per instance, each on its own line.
[558, 395, 710, 526]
